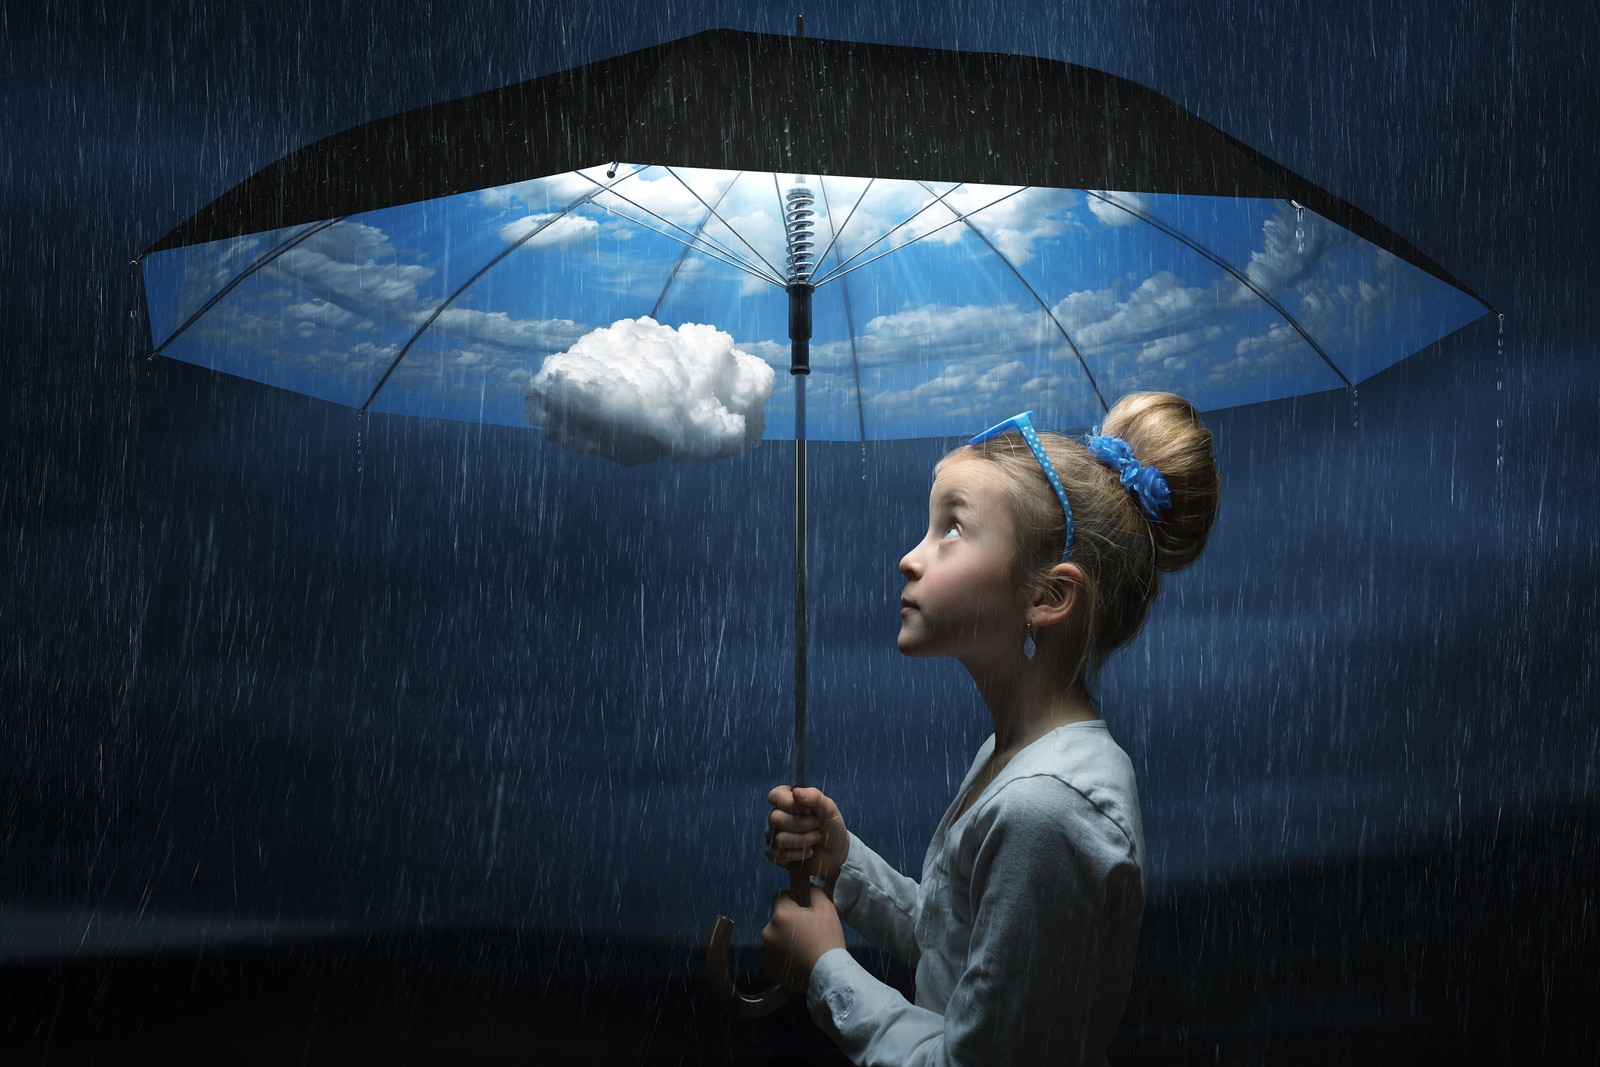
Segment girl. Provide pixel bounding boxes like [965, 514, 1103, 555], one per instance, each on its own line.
[760, 392, 1221, 1065]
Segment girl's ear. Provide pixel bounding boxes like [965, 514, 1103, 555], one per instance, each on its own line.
[1032, 562, 1084, 629]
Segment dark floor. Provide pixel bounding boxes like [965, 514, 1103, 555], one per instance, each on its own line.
[4, 804, 1595, 1066]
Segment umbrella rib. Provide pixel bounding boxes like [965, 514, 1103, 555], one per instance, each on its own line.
[809, 183, 970, 288]
[1083, 190, 1351, 389]
[358, 174, 628, 415]
[650, 179, 738, 318]
[577, 171, 783, 286]
[664, 166, 788, 283]
[596, 205, 785, 288]
[916, 182, 1109, 416]
[817, 178, 867, 441]
[150, 217, 344, 354]
[808, 177, 875, 282]
[813, 186, 1029, 290]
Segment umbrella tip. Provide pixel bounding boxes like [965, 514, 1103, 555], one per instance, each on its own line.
[795, 14, 804, 40]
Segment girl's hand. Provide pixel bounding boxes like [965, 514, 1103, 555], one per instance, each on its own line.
[765, 785, 851, 889]
[762, 887, 845, 995]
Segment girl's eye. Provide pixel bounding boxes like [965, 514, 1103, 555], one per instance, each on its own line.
[941, 523, 961, 541]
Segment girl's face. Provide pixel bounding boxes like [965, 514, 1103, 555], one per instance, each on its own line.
[897, 456, 1032, 667]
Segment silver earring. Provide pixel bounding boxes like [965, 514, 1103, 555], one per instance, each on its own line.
[1023, 621, 1036, 661]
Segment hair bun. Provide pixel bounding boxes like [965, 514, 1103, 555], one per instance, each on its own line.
[1099, 392, 1221, 573]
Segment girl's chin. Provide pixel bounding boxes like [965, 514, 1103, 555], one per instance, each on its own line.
[896, 630, 934, 657]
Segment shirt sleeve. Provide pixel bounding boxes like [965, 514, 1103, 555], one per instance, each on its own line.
[805, 777, 1143, 1066]
[831, 832, 923, 966]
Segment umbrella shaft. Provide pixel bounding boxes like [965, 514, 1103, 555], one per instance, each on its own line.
[792, 373, 807, 791]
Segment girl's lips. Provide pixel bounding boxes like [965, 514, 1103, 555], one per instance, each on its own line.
[900, 599, 917, 617]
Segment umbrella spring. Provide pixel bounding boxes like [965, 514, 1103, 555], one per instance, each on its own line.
[785, 184, 817, 283]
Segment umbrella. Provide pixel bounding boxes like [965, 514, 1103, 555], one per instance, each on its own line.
[136, 24, 1493, 1018]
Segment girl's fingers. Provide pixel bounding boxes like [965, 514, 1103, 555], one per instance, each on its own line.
[766, 848, 816, 868]
[796, 787, 831, 813]
[765, 827, 821, 850]
[768, 785, 827, 817]
[768, 811, 819, 834]
[764, 830, 821, 869]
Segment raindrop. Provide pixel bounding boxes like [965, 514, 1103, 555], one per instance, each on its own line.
[1292, 199, 1306, 254]
[1494, 314, 1506, 471]
[1495, 314, 1504, 390]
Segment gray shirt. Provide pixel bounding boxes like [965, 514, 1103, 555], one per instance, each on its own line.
[805, 720, 1146, 1066]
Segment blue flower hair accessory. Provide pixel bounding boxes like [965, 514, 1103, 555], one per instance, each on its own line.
[1083, 432, 1172, 523]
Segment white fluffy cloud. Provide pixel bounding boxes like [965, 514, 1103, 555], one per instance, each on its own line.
[497, 213, 600, 247]
[1244, 206, 1336, 293]
[870, 357, 1046, 414]
[1054, 271, 1217, 353]
[951, 186, 1073, 264]
[525, 317, 775, 466]
[266, 222, 436, 324]
[478, 170, 613, 213]
[257, 222, 595, 364]
[430, 308, 590, 352]
[601, 167, 734, 230]
[880, 184, 1073, 266]
[1046, 202, 1359, 369]
[1085, 191, 1150, 227]
[799, 303, 1063, 383]
[284, 299, 367, 332]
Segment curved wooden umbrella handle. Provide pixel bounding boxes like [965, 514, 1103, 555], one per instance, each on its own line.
[706, 864, 812, 1018]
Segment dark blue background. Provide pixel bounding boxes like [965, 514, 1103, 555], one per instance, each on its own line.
[3, 1, 1595, 1062]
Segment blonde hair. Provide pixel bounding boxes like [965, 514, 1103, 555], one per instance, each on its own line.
[946, 392, 1221, 693]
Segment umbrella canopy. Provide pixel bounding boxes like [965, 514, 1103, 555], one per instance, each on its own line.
[140, 28, 1491, 457]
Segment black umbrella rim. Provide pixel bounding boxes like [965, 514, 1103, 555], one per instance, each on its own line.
[139, 28, 1492, 316]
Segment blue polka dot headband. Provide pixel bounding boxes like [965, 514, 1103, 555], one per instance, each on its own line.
[970, 411, 1171, 561]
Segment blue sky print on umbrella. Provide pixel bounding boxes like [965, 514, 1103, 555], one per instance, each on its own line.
[142, 163, 1488, 453]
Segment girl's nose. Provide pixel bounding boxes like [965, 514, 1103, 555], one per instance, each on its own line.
[899, 542, 922, 578]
